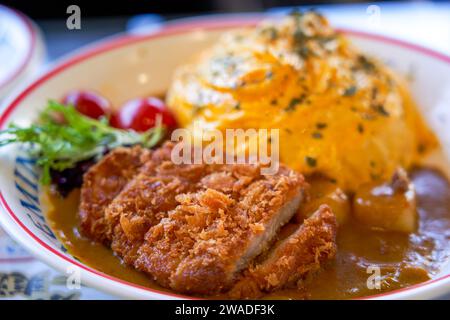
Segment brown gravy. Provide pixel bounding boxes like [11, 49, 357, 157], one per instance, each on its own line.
[45, 168, 450, 299]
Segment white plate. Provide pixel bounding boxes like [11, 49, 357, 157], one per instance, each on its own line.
[0, 15, 450, 300]
[0, 5, 44, 100]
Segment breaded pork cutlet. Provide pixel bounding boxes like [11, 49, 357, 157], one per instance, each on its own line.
[79, 142, 336, 296]
[104, 143, 211, 264]
[79, 146, 149, 244]
[228, 205, 337, 299]
[135, 165, 304, 294]
[92, 142, 305, 293]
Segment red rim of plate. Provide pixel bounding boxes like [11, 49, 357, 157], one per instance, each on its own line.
[0, 5, 37, 91]
[1, 16, 450, 300]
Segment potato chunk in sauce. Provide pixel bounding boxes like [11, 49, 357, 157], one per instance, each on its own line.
[353, 168, 417, 233]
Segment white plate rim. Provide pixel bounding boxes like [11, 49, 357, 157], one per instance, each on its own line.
[0, 5, 37, 91]
[1, 15, 450, 300]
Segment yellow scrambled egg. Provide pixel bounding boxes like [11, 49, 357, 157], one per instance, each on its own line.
[166, 11, 437, 191]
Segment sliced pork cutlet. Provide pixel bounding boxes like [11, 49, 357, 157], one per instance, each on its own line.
[79, 146, 149, 244]
[102, 142, 262, 267]
[104, 142, 219, 264]
[134, 165, 306, 294]
[228, 205, 337, 299]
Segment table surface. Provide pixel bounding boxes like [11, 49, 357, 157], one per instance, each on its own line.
[1, 1, 450, 300]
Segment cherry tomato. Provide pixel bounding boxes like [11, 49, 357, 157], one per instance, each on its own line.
[62, 90, 112, 120]
[111, 97, 177, 132]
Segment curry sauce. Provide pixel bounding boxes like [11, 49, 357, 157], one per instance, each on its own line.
[45, 168, 450, 299]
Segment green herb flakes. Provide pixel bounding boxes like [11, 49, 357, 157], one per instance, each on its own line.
[312, 132, 323, 139]
[343, 86, 357, 97]
[305, 156, 317, 167]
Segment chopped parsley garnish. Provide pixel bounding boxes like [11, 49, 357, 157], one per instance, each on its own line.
[285, 97, 301, 112]
[358, 55, 376, 72]
[357, 123, 364, 133]
[290, 10, 336, 58]
[312, 132, 323, 139]
[417, 144, 426, 154]
[343, 86, 357, 97]
[372, 104, 390, 117]
[296, 46, 311, 59]
[285, 95, 306, 112]
[305, 156, 317, 167]
[293, 29, 308, 45]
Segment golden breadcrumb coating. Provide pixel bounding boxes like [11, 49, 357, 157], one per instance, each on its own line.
[79, 146, 149, 244]
[228, 205, 337, 299]
[79, 142, 338, 296]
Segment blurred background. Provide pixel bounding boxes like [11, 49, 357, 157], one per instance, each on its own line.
[1, 0, 450, 60]
[2, 0, 448, 103]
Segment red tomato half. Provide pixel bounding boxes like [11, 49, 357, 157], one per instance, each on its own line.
[62, 90, 112, 120]
[111, 97, 177, 132]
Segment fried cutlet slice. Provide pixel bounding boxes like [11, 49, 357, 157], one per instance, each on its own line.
[134, 166, 305, 294]
[81, 142, 307, 295]
[103, 142, 267, 267]
[228, 205, 337, 299]
[103, 143, 220, 264]
[79, 146, 149, 244]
